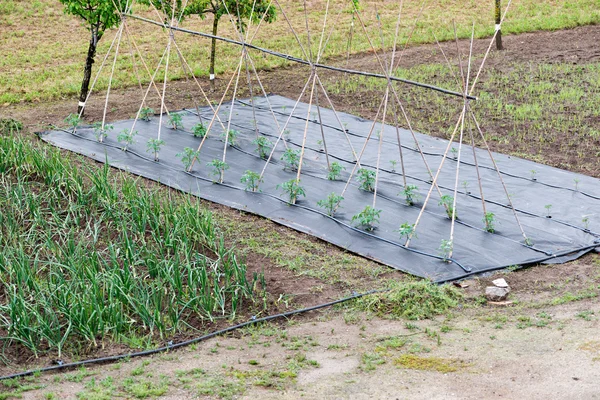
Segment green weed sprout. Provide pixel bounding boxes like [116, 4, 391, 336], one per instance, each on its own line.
[223, 129, 239, 146]
[396, 222, 416, 240]
[582, 216, 590, 230]
[207, 159, 229, 183]
[169, 113, 183, 130]
[283, 129, 291, 141]
[573, 178, 580, 191]
[281, 148, 301, 171]
[524, 237, 533, 247]
[65, 113, 81, 130]
[438, 195, 457, 220]
[92, 122, 113, 142]
[140, 107, 154, 121]
[461, 180, 470, 194]
[389, 160, 398, 172]
[544, 204, 552, 218]
[240, 170, 263, 192]
[192, 123, 207, 138]
[317, 139, 324, 151]
[530, 169, 537, 181]
[317, 193, 344, 216]
[253, 136, 273, 159]
[439, 239, 453, 262]
[450, 147, 458, 159]
[327, 162, 345, 180]
[117, 129, 137, 151]
[356, 168, 376, 192]
[176, 147, 200, 171]
[483, 212, 496, 233]
[352, 205, 382, 231]
[277, 179, 306, 204]
[146, 138, 165, 162]
[402, 184, 420, 206]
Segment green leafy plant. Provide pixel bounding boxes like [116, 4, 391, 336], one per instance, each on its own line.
[207, 159, 229, 183]
[524, 237, 533, 247]
[169, 113, 183, 130]
[356, 168, 376, 192]
[389, 160, 398, 172]
[402, 184, 420, 206]
[240, 170, 263, 192]
[327, 162, 345, 181]
[253, 136, 273, 159]
[140, 107, 154, 122]
[530, 169, 537, 181]
[222, 129, 239, 146]
[439, 239, 453, 262]
[282, 129, 291, 141]
[192, 122, 207, 138]
[483, 212, 496, 233]
[92, 122, 113, 142]
[117, 129, 137, 151]
[277, 179, 306, 204]
[317, 193, 344, 217]
[317, 139, 324, 151]
[450, 147, 458, 160]
[582, 216, 590, 230]
[65, 113, 81, 130]
[352, 205, 382, 231]
[573, 178, 580, 191]
[146, 138, 165, 162]
[461, 180, 470, 194]
[544, 204, 552, 218]
[281, 148, 301, 171]
[176, 147, 200, 171]
[438, 195, 457, 220]
[396, 222, 416, 240]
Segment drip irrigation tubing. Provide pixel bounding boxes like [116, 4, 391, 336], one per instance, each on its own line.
[125, 14, 477, 101]
[0, 289, 385, 381]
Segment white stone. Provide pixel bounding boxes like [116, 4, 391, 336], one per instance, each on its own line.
[492, 278, 509, 288]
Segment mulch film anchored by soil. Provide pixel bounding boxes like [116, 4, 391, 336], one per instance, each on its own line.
[40, 95, 600, 282]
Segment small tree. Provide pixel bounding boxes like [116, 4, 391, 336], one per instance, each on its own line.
[59, 0, 128, 115]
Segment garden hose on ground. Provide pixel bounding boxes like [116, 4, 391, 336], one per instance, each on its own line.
[0, 289, 385, 381]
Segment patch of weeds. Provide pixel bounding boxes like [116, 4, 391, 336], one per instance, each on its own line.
[122, 377, 169, 399]
[65, 367, 96, 383]
[579, 341, 600, 361]
[360, 352, 386, 372]
[0, 118, 23, 135]
[130, 365, 145, 376]
[327, 343, 349, 351]
[407, 342, 431, 354]
[352, 280, 462, 320]
[196, 374, 245, 400]
[576, 310, 595, 321]
[516, 315, 532, 329]
[375, 336, 407, 353]
[76, 376, 116, 400]
[0, 377, 44, 399]
[394, 354, 469, 373]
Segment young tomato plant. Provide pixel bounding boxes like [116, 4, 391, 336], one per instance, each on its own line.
[65, 113, 81, 130]
[176, 147, 200, 171]
[327, 162, 345, 181]
[483, 211, 496, 233]
[140, 107, 154, 122]
[439, 239, 453, 262]
[117, 129, 137, 151]
[317, 193, 344, 217]
[438, 195, 457, 220]
[356, 168, 376, 192]
[146, 138, 165, 162]
[352, 205, 382, 231]
[222, 129, 239, 146]
[396, 222, 416, 240]
[240, 170, 263, 192]
[253, 136, 273, 159]
[192, 123, 207, 138]
[281, 148, 301, 171]
[169, 113, 183, 130]
[207, 159, 229, 183]
[401, 184, 420, 206]
[277, 179, 306, 204]
[92, 122, 113, 142]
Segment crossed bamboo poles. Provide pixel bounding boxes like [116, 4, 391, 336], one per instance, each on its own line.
[81, 0, 532, 264]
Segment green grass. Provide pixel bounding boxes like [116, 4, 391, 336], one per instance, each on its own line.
[1, 0, 599, 104]
[352, 280, 463, 320]
[0, 132, 266, 358]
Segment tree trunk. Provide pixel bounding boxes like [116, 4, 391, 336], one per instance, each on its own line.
[495, 0, 503, 50]
[78, 29, 100, 116]
[209, 15, 219, 91]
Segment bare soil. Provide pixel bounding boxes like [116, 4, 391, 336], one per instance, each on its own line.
[1, 25, 600, 398]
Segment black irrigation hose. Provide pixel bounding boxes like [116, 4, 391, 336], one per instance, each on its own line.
[125, 14, 477, 101]
[0, 289, 385, 381]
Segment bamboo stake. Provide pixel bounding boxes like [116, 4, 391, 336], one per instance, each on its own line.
[100, 22, 125, 142]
